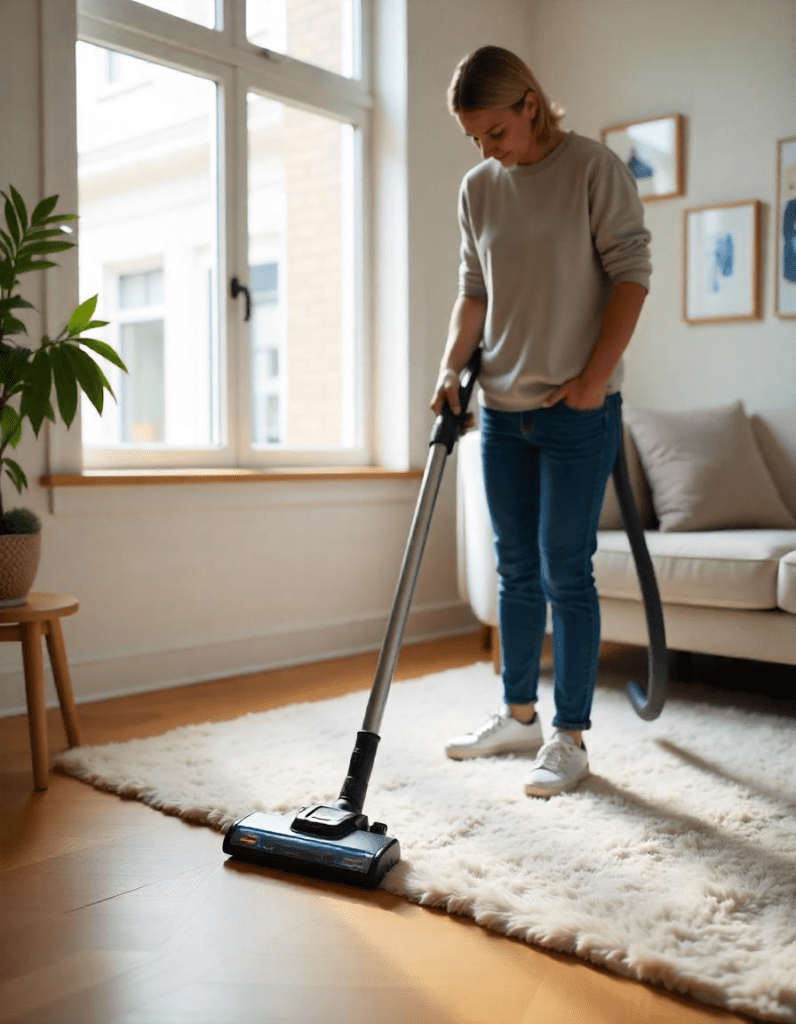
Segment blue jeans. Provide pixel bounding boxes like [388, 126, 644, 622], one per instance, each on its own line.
[480, 392, 622, 731]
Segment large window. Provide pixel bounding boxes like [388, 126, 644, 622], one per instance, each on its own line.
[76, 0, 369, 468]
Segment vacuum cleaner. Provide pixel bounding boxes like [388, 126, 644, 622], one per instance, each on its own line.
[223, 347, 667, 887]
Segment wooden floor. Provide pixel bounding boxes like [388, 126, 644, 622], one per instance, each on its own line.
[0, 634, 771, 1024]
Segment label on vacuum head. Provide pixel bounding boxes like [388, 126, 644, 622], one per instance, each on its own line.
[231, 813, 384, 871]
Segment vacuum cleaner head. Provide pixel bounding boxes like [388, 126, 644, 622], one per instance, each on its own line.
[223, 807, 401, 889]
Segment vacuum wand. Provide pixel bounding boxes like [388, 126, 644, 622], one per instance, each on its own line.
[338, 348, 482, 814]
[222, 349, 482, 887]
[361, 348, 481, 739]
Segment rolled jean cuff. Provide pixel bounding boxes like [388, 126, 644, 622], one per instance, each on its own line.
[552, 718, 592, 732]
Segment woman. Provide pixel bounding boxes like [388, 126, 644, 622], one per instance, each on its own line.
[433, 46, 651, 796]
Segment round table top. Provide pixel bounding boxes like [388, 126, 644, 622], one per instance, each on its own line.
[0, 592, 79, 624]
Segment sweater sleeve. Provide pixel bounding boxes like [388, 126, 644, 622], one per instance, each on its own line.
[589, 149, 652, 291]
[457, 180, 488, 299]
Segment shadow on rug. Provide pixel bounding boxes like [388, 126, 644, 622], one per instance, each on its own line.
[55, 662, 796, 1023]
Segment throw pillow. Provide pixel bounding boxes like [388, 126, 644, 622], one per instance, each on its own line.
[622, 402, 796, 532]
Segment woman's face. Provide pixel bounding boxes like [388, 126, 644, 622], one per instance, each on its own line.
[457, 92, 538, 167]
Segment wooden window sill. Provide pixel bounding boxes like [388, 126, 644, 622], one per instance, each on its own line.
[40, 467, 423, 488]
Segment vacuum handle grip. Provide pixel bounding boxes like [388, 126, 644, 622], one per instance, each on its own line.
[430, 346, 482, 453]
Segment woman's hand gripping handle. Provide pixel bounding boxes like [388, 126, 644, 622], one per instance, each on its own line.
[429, 347, 482, 454]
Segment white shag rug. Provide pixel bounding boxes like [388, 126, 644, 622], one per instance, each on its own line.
[55, 663, 796, 1023]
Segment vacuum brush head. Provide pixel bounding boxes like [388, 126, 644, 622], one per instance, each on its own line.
[223, 809, 401, 889]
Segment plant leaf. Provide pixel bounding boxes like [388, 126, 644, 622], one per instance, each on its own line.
[3, 458, 27, 494]
[62, 343, 105, 415]
[30, 195, 59, 225]
[37, 212, 78, 225]
[20, 348, 53, 435]
[67, 295, 99, 337]
[3, 197, 20, 245]
[1, 315, 27, 336]
[18, 240, 75, 259]
[67, 345, 116, 400]
[95, 362, 115, 400]
[9, 187, 28, 233]
[48, 346, 79, 426]
[0, 259, 13, 292]
[21, 227, 73, 242]
[13, 257, 58, 275]
[1, 345, 31, 390]
[0, 296, 34, 311]
[76, 336, 128, 374]
[0, 404, 22, 448]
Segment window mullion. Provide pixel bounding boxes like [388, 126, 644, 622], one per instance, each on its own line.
[80, 0, 227, 61]
[79, 2, 371, 122]
[227, 64, 250, 467]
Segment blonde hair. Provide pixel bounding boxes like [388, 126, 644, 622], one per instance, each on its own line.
[447, 46, 565, 144]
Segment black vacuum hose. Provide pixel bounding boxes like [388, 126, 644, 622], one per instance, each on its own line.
[611, 410, 668, 720]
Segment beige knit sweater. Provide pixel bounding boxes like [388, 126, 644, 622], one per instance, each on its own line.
[457, 131, 652, 411]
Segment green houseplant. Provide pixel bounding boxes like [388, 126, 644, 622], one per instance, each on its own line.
[0, 185, 128, 606]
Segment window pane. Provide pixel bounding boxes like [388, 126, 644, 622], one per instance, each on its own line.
[246, 0, 357, 78]
[119, 269, 164, 309]
[247, 94, 356, 450]
[120, 320, 165, 442]
[132, 0, 217, 29]
[76, 42, 221, 450]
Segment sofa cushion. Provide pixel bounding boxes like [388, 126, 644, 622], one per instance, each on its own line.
[779, 549, 796, 615]
[595, 529, 796, 610]
[622, 402, 796, 532]
[750, 409, 796, 521]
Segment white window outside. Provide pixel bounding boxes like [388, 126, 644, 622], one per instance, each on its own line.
[76, 0, 369, 468]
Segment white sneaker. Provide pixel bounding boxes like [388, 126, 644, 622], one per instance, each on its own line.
[524, 730, 589, 797]
[445, 705, 544, 761]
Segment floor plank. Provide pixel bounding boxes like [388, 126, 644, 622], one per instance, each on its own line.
[0, 635, 770, 1024]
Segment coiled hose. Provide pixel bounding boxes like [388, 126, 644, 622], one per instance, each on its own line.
[612, 410, 668, 720]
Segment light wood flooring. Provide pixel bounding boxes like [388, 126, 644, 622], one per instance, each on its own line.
[1, 634, 781, 1024]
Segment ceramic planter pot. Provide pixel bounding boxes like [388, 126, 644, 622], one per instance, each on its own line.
[0, 531, 42, 607]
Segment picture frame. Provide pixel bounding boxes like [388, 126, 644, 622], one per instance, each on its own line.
[683, 200, 761, 325]
[602, 114, 684, 201]
[776, 135, 796, 319]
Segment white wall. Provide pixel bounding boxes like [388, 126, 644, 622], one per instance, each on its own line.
[527, 0, 796, 412]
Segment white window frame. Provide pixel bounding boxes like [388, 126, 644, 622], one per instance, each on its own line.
[77, 0, 373, 470]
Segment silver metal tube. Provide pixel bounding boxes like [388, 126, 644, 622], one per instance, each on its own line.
[361, 444, 449, 734]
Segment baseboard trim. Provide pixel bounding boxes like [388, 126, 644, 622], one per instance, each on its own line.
[0, 601, 478, 717]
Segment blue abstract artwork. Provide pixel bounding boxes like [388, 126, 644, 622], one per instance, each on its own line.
[709, 232, 735, 293]
[625, 147, 654, 180]
[783, 198, 796, 283]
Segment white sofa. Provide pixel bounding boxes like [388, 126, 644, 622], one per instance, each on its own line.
[457, 402, 796, 668]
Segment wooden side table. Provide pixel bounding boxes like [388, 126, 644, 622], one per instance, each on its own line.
[0, 592, 81, 790]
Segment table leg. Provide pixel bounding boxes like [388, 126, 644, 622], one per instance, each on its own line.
[21, 620, 48, 790]
[45, 617, 82, 748]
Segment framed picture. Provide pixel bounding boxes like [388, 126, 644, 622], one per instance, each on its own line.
[776, 135, 796, 319]
[602, 114, 684, 201]
[683, 200, 761, 324]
